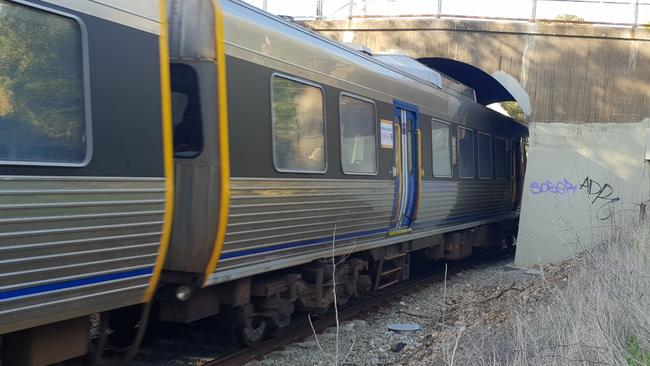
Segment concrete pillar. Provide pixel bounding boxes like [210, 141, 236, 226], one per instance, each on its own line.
[515, 120, 650, 266]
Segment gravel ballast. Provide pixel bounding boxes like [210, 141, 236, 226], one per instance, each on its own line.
[245, 251, 574, 366]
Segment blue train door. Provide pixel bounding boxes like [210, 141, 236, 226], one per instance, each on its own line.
[393, 100, 420, 231]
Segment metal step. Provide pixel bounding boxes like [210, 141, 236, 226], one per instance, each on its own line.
[377, 279, 400, 290]
[384, 253, 407, 261]
[373, 253, 410, 291]
[380, 267, 403, 277]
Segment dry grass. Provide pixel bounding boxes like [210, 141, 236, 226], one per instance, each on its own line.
[429, 221, 650, 366]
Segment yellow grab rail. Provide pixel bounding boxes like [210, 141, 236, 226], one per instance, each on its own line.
[412, 128, 422, 221]
[392, 123, 402, 224]
[203, 0, 232, 286]
[144, 0, 175, 302]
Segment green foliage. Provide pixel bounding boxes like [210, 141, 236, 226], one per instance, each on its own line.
[554, 14, 585, 22]
[0, 1, 85, 159]
[626, 337, 650, 365]
[500, 101, 526, 123]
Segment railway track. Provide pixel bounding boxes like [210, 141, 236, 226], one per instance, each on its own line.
[202, 247, 514, 366]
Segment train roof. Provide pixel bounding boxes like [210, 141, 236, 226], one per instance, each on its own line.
[372, 53, 477, 102]
[36, 0, 162, 34]
[227, 0, 475, 103]
[169, 0, 524, 128]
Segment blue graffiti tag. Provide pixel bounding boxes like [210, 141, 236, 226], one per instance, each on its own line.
[529, 179, 578, 195]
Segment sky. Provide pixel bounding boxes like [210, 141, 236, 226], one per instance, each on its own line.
[242, 0, 649, 25]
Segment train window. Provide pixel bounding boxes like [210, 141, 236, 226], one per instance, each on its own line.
[271, 75, 326, 173]
[0, 1, 89, 166]
[171, 63, 203, 158]
[495, 137, 508, 179]
[339, 94, 377, 175]
[478, 132, 493, 179]
[431, 120, 451, 177]
[457, 127, 474, 178]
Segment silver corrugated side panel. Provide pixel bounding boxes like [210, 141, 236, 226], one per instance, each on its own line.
[0, 176, 166, 334]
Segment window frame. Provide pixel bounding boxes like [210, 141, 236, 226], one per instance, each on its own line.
[494, 136, 509, 180]
[430, 118, 452, 178]
[338, 92, 379, 176]
[270, 72, 327, 174]
[457, 126, 475, 179]
[0, 0, 93, 167]
[477, 131, 494, 180]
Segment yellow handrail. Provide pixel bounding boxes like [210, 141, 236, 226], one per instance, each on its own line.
[412, 129, 422, 221]
[144, 0, 175, 302]
[392, 123, 402, 224]
[203, 0, 232, 286]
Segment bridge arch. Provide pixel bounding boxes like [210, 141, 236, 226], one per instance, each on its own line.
[417, 57, 531, 117]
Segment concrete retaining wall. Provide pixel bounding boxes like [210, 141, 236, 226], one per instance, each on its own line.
[515, 120, 650, 266]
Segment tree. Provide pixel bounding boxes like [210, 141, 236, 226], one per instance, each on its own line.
[501, 101, 526, 124]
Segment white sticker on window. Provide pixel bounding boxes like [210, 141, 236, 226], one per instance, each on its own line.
[380, 120, 394, 149]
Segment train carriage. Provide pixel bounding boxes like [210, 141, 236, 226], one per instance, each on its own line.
[160, 0, 527, 345]
[0, 0, 173, 364]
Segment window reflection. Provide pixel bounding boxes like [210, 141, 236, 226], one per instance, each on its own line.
[0, 1, 87, 164]
[272, 76, 325, 173]
[340, 95, 377, 174]
[458, 127, 474, 178]
[431, 120, 451, 177]
[478, 132, 493, 179]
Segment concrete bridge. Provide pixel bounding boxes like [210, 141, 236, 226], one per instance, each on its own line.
[303, 18, 650, 124]
[303, 18, 650, 266]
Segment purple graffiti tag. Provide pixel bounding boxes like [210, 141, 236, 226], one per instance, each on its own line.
[529, 178, 577, 195]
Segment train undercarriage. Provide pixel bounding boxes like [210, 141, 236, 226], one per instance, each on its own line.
[159, 222, 516, 346]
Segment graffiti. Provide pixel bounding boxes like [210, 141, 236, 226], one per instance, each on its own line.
[529, 178, 577, 195]
[579, 177, 620, 220]
[529, 177, 620, 220]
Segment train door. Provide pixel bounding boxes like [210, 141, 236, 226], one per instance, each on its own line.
[393, 100, 420, 230]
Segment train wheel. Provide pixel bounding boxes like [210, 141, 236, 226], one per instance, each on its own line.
[236, 303, 267, 347]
